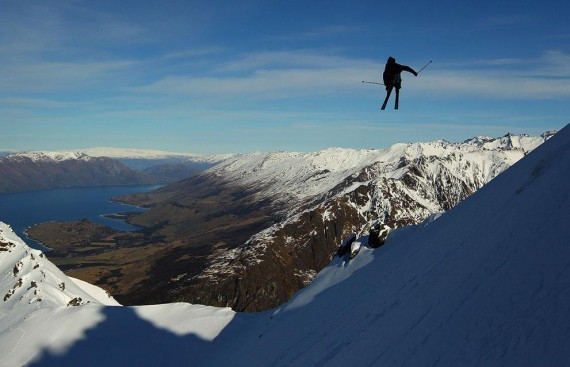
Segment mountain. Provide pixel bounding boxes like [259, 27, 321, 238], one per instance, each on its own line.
[0, 152, 156, 193]
[79, 147, 233, 180]
[78, 147, 232, 163]
[0, 125, 568, 366]
[0, 148, 233, 192]
[113, 132, 553, 310]
[0, 221, 120, 307]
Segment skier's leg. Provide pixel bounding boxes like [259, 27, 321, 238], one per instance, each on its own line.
[395, 88, 399, 110]
[381, 87, 392, 110]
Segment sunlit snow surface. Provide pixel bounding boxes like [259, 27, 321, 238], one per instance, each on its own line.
[208, 134, 547, 207]
[0, 127, 568, 366]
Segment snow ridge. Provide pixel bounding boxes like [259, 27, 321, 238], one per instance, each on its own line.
[79, 147, 233, 163]
[3, 148, 234, 164]
[0, 223, 118, 314]
[208, 133, 549, 208]
[4, 151, 93, 163]
[194, 132, 552, 286]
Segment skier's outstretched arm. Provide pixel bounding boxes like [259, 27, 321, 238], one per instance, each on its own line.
[401, 65, 418, 76]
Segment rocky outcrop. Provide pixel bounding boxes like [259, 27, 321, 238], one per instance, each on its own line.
[0, 222, 103, 312]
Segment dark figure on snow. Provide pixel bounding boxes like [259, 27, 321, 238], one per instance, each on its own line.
[381, 57, 417, 110]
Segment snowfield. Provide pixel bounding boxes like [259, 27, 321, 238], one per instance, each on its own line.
[0, 126, 568, 366]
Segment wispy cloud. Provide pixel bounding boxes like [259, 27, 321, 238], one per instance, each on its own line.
[473, 58, 526, 66]
[479, 15, 530, 29]
[0, 2, 148, 59]
[160, 47, 225, 61]
[0, 97, 85, 110]
[133, 50, 570, 101]
[265, 25, 365, 41]
[135, 50, 381, 99]
[413, 50, 570, 99]
[0, 60, 137, 92]
[215, 49, 369, 73]
[415, 71, 570, 99]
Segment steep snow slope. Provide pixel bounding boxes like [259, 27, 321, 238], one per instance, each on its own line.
[0, 222, 121, 366]
[0, 224, 234, 367]
[216, 124, 569, 366]
[0, 222, 114, 312]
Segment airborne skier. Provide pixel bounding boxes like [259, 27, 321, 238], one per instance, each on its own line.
[381, 57, 417, 110]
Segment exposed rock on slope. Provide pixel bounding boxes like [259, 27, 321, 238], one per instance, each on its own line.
[0, 222, 119, 316]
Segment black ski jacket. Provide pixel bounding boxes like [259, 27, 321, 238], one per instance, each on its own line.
[383, 57, 417, 88]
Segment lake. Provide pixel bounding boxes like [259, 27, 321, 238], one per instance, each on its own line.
[0, 184, 163, 250]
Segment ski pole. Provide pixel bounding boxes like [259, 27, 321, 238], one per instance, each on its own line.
[417, 60, 432, 74]
[362, 81, 385, 86]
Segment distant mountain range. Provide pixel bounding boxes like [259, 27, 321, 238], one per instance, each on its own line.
[0, 126, 568, 366]
[0, 148, 231, 193]
[0, 152, 155, 193]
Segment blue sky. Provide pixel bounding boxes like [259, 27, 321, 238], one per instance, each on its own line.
[1, 0, 569, 153]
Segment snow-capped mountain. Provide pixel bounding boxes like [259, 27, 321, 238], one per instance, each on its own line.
[79, 147, 233, 163]
[0, 152, 156, 193]
[0, 222, 120, 309]
[7, 151, 93, 163]
[78, 147, 234, 180]
[0, 125, 567, 366]
[117, 132, 553, 311]
[0, 148, 234, 191]
[208, 132, 552, 210]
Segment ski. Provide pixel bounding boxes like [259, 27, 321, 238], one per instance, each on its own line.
[381, 87, 392, 110]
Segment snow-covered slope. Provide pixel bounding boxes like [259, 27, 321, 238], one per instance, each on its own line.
[208, 132, 551, 208]
[0, 222, 122, 366]
[0, 126, 568, 366]
[0, 223, 235, 366]
[219, 125, 569, 366]
[0, 222, 117, 312]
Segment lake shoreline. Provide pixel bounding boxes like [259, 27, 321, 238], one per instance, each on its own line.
[0, 184, 163, 251]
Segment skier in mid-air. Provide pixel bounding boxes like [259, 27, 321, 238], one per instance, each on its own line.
[381, 57, 417, 110]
